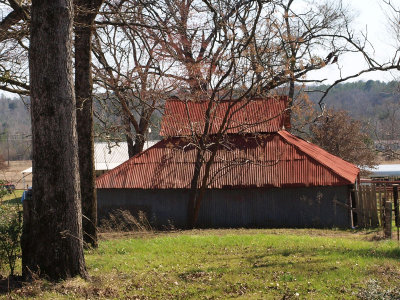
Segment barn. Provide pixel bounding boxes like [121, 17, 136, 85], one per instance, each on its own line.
[96, 96, 360, 228]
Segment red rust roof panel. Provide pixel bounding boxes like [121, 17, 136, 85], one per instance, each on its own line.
[278, 131, 359, 184]
[160, 96, 290, 136]
[96, 131, 359, 189]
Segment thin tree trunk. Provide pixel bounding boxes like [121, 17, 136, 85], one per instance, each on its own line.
[124, 115, 135, 158]
[74, 0, 103, 248]
[187, 147, 204, 228]
[131, 118, 150, 156]
[22, 0, 87, 280]
[286, 79, 294, 131]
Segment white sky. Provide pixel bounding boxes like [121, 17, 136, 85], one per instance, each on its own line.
[309, 0, 400, 83]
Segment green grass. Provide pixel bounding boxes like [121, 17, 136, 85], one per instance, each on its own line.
[0, 190, 23, 204]
[3, 229, 400, 299]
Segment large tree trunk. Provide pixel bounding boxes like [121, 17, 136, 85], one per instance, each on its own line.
[132, 133, 145, 156]
[74, 0, 103, 248]
[22, 0, 87, 280]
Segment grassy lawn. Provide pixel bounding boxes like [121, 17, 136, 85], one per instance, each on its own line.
[3, 229, 400, 299]
[0, 189, 23, 204]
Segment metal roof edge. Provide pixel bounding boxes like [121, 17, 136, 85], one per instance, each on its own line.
[164, 95, 288, 102]
[277, 130, 359, 184]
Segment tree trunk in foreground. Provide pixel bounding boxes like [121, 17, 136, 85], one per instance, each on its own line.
[21, 0, 87, 280]
[75, 0, 103, 248]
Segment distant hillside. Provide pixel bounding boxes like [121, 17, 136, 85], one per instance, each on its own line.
[307, 80, 399, 120]
[0, 95, 30, 133]
[0, 95, 31, 160]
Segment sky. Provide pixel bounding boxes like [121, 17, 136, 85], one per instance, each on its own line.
[308, 0, 400, 83]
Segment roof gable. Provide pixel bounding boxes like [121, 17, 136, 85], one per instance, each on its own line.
[160, 96, 290, 136]
[278, 131, 359, 184]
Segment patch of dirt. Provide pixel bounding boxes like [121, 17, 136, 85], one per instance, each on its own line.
[0, 160, 32, 189]
[4, 275, 119, 299]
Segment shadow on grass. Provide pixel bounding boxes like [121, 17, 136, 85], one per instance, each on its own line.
[2, 197, 21, 205]
[0, 275, 23, 295]
[248, 254, 329, 270]
[246, 245, 400, 271]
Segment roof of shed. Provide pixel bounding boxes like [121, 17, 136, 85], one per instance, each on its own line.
[159, 96, 290, 136]
[94, 141, 159, 171]
[96, 131, 359, 189]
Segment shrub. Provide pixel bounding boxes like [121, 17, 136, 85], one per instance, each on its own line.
[0, 203, 23, 276]
[0, 180, 8, 200]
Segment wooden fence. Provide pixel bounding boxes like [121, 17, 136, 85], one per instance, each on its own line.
[353, 184, 379, 228]
[354, 181, 400, 231]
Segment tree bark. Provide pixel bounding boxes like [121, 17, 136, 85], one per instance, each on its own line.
[187, 147, 204, 228]
[131, 117, 150, 156]
[74, 0, 103, 248]
[124, 115, 135, 158]
[22, 0, 87, 280]
[124, 111, 149, 158]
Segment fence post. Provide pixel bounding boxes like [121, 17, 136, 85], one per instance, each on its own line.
[350, 187, 357, 227]
[384, 201, 392, 239]
[393, 185, 399, 227]
[382, 197, 387, 229]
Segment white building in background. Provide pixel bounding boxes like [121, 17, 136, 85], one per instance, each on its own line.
[364, 164, 400, 179]
[94, 140, 159, 176]
[21, 140, 160, 185]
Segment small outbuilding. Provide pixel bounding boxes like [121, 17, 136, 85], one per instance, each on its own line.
[96, 97, 360, 228]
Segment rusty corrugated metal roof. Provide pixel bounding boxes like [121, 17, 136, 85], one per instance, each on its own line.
[96, 131, 359, 189]
[278, 131, 359, 184]
[159, 96, 290, 136]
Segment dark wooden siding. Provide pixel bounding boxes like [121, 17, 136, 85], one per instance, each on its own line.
[97, 186, 351, 228]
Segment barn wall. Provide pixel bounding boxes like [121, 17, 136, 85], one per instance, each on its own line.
[97, 186, 351, 228]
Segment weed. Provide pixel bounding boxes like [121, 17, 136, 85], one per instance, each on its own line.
[100, 209, 153, 232]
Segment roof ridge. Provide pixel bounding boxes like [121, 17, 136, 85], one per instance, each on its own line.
[165, 95, 287, 102]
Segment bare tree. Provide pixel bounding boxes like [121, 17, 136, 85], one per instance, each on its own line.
[312, 0, 400, 106]
[74, 0, 104, 249]
[0, 0, 30, 95]
[263, 0, 353, 112]
[21, 0, 87, 280]
[93, 1, 174, 157]
[139, 0, 277, 227]
[139, 0, 386, 227]
[310, 109, 377, 169]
